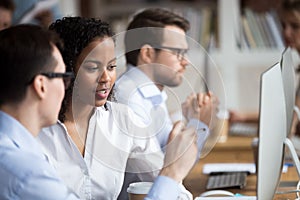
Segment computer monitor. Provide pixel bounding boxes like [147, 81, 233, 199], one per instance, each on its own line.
[257, 62, 287, 199]
[257, 62, 300, 199]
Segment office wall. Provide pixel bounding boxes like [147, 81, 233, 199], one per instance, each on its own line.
[58, 0, 80, 17]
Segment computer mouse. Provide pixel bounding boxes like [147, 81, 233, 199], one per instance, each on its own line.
[199, 190, 235, 197]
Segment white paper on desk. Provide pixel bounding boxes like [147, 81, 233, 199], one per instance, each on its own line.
[202, 163, 256, 174]
[202, 163, 288, 174]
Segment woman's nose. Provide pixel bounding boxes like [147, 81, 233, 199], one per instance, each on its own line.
[98, 70, 111, 82]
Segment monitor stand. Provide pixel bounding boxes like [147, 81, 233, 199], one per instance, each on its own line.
[287, 105, 300, 177]
[284, 138, 300, 177]
[275, 138, 300, 197]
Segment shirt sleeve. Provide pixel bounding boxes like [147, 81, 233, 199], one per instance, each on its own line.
[187, 118, 210, 159]
[145, 176, 180, 200]
[19, 172, 80, 200]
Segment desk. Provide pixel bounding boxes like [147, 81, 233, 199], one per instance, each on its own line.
[184, 135, 299, 200]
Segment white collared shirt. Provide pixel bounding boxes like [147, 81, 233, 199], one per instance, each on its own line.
[115, 65, 209, 151]
[37, 102, 164, 200]
[115, 66, 208, 200]
[116, 66, 174, 149]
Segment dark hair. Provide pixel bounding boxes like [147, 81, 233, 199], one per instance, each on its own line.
[49, 17, 114, 122]
[125, 8, 190, 66]
[0, 24, 62, 105]
[0, 0, 15, 11]
[280, 0, 300, 73]
[281, 0, 300, 11]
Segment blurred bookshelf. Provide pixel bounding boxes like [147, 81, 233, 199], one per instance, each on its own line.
[239, 5, 284, 49]
[86, 0, 284, 111]
[87, 0, 218, 49]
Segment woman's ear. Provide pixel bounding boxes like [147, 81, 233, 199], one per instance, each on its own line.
[32, 75, 47, 99]
[138, 44, 156, 64]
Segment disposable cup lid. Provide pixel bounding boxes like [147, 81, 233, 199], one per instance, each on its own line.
[217, 109, 229, 119]
[127, 182, 153, 194]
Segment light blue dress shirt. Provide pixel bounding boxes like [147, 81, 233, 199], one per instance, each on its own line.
[12, 0, 62, 25]
[0, 110, 179, 200]
[145, 176, 180, 200]
[0, 111, 79, 200]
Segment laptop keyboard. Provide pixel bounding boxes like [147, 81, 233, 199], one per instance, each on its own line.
[206, 171, 248, 190]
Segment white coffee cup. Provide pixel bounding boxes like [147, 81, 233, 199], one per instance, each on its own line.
[216, 109, 230, 143]
[127, 182, 153, 200]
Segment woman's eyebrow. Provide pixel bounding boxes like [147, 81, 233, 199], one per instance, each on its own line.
[83, 58, 116, 66]
[107, 58, 117, 65]
[84, 59, 102, 66]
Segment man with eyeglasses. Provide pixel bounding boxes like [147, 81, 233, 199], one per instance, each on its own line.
[115, 8, 219, 200]
[0, 23, 201, 200]
[0, 24, 78, 199]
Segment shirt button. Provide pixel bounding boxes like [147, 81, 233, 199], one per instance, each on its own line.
[82, 169, 88, 175]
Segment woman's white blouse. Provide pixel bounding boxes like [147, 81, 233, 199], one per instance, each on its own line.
[37, 102, 163, 200]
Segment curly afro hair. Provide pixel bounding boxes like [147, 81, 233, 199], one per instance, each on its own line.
[49, 17, 114, 122]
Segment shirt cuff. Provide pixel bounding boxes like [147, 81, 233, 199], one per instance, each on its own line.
[145, 176, 180, 200]
[187, 118, 208, 132]
[187, 119, 210, 159]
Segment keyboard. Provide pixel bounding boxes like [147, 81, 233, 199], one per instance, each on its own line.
[206, 172, 248, 190]
[229, 123, 258, 136]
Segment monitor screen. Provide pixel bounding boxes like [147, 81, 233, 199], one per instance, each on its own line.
[257, 62, 287, 199]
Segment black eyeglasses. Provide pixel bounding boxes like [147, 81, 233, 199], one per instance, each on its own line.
[40, 72, 74, 89]
[154, 46, 188, 61]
